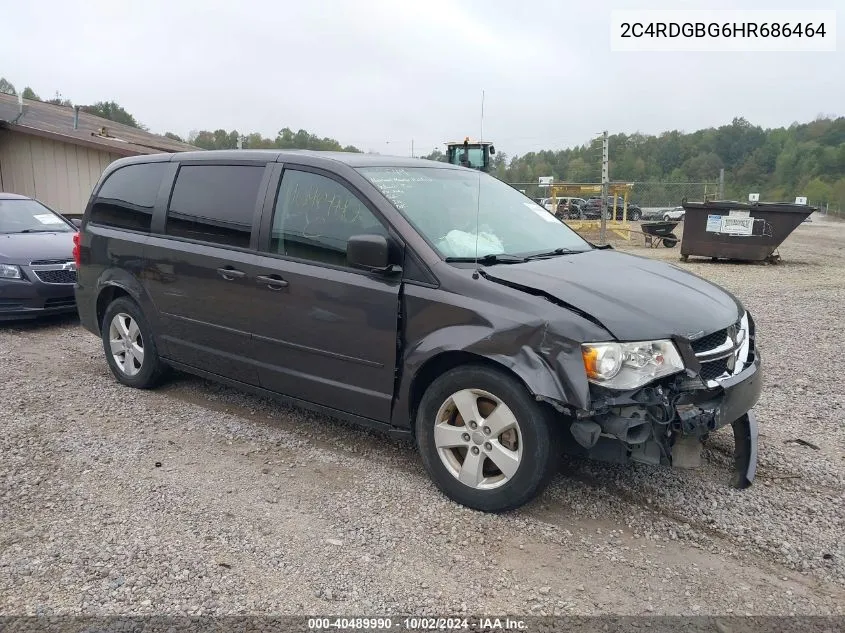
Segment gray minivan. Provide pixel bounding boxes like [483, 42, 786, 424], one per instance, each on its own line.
[74, 150, 761, 512]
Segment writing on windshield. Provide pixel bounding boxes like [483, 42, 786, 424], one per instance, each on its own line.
[358, 167, 589, 259]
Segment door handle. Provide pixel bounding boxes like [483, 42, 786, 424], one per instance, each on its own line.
[217, 267, 246, 281]
[257, 274, 289, 290]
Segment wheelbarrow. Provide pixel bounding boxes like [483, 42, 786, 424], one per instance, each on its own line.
[639, 221, 680, 248]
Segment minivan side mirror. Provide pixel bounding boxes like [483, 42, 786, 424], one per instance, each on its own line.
[347, 234, 395, 273]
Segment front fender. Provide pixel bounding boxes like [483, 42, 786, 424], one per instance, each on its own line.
[391, 320, 592, 430]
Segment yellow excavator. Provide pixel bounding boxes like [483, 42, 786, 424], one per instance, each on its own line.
[445, 137, 496, 172]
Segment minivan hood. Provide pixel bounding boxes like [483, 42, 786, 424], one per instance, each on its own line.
[483, 250, 742, 341]
[0, 231, 75, 264]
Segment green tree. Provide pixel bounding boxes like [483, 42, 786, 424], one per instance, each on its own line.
[164, 132, 184, 142]
[422, 149, 445, 161]
[190, 129, 239, 150]
[802, 177, 832, 205]
[21, 86, 40, 100]
[0, 77, 16, 95]
[80, 101, 146, 130]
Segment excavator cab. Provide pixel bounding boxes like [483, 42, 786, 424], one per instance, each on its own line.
[445, 138, 496, 172]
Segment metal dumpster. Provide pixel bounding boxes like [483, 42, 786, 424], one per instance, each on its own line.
[679, 200, 816, 263]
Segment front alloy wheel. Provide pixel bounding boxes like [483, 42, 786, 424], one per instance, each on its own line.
[415, 365, 559, 512]
[433, 388, 523, 490]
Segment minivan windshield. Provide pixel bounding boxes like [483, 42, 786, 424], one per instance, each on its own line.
[0, 199, 73, 234]
[357, 167, 591, 260]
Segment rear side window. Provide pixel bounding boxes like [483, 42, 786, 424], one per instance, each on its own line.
[90, 163, 167, 231]
[166, 165, 265, 248]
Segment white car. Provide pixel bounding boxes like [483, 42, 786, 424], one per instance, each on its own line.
[662, 207, 685, 221]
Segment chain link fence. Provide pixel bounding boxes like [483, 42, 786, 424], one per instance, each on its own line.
[815, 202, 843, 219]
[509, 181, 719, 214]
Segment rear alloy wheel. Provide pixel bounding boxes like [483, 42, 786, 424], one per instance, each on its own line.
[101, 297, 167, 389]
[109, 313, 145, 376]
[416, 365, 559, 512]
[664, 214, 671, 222]
[630, 210, 641, 221]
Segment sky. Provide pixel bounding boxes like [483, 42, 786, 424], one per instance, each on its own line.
[1, 0, 841, 158]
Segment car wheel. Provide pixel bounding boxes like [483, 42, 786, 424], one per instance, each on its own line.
[663, 214, 671, 222]
[630, 210, 641, 221]
[101, 297, 168, 389]
[415, 365, 559, 512]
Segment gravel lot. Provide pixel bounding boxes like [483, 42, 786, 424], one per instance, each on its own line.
[1, 216, 844, 617]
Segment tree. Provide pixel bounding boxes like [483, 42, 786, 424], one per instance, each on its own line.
[45, 92, 73, 107]
[164, 132, 184, 142]
[682, 152, 723, 181]
[422, 149, 445, 161]
[0, 77, 15, 95]
[80, 101, 146, 130]
[802, 177, 831, 205]
[21, 87, 40, 100]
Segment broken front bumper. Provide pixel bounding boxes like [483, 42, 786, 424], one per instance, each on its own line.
[569, 342, 762, 488]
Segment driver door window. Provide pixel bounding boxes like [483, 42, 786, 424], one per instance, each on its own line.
[271, 169, 387, 267]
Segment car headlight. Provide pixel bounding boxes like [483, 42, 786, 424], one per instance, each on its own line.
[581, 340, 685, 390]
[0, 263, 22, 280]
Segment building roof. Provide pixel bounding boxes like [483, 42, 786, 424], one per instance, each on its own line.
[0, 92, 199, 156]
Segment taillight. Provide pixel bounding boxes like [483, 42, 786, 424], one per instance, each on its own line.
[72, 232, 81, 268]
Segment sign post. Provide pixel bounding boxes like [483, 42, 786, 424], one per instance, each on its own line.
[600, 131, 609, 244]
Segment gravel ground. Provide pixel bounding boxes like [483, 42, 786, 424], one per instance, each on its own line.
[1, 216, 844, 617]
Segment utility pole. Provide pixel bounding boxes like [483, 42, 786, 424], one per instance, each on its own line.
[600, 130, 609, 244]
[411, 139, 414, 158]
[719, 168, 725, 199]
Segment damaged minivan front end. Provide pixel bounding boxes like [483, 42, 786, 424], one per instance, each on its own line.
[477, 251, 763, 489]
[569, 310, 761, 487]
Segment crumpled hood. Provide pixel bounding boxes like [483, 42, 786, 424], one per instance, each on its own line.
[483, 249, 743, 341]
[0, 232, 75, 264]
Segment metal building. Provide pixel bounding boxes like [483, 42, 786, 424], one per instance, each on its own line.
[0, 92, 197, 217]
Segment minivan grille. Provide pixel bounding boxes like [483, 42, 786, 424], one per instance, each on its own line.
[34, 269, 77, 284]
[699, 357, 729, 381]
[690, 328, 728, 354]
[691, 315, 750, 384]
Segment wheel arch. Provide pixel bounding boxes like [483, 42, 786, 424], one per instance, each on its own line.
[96, 284, 133, 334]
[93, 271, 160, 338]
[403, 350, 559, 438]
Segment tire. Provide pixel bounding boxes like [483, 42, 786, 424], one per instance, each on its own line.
[415, 365, 559, 512]
[101, 296, 168, 389]
[663, 214, 671, 222]
[630, 210, 641, 221]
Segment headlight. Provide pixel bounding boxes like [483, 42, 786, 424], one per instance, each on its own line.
[582, 340, 685, 390]
[0, 264, 22, 280]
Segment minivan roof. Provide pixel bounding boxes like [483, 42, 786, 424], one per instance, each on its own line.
[106, 150, 461, 170]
